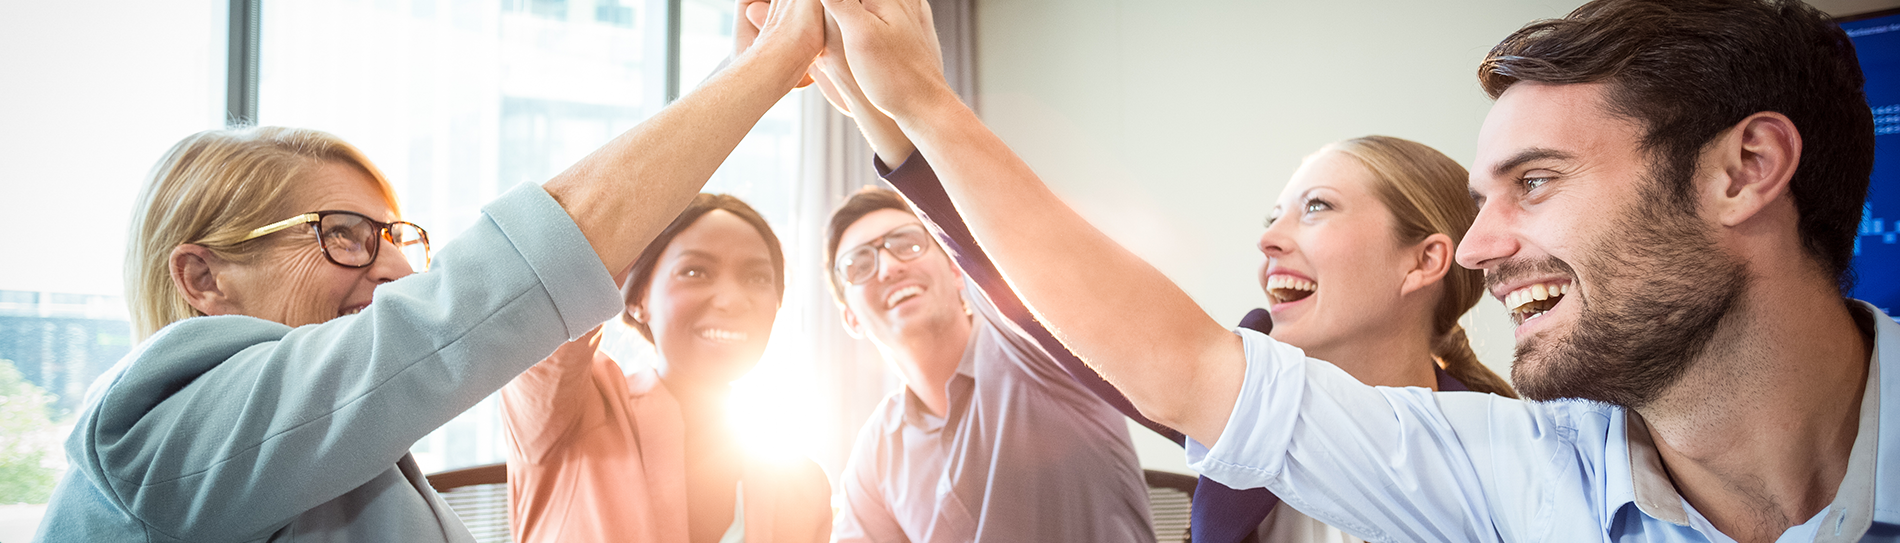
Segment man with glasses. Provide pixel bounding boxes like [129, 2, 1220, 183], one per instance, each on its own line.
[824, 188, 1156, 543]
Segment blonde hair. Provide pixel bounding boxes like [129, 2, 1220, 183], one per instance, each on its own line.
[125, 127, 397, 341]
[1323, 136, 1516, 398]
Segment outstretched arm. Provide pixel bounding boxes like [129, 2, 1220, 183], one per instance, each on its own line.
[545, 0, 824, 281]
[822, 0, 1241, 445]
[805, 32, 1184, 443]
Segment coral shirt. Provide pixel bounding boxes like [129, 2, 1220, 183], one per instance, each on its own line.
[501, 344, 831, 543]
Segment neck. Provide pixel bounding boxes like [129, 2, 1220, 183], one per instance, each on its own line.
[878, 313, 973, 417]
[1304, 310, 1440, 390]
[657, 371, 739, 452]
[1638, 279, 1871, 542]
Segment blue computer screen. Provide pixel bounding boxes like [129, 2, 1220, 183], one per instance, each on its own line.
[1843, 13, 1900, 316]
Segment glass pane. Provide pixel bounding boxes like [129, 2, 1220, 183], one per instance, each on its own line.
[262, 0, 810, 474]
[0, 0, 222, 532]
[671, 0, 821, 462]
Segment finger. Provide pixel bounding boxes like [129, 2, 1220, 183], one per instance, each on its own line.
[745, 1, 769, 29]
[822, 0, 874, 28]
[810, 65, 853, 116]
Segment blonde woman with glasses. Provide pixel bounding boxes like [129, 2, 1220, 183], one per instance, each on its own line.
[33, 0, 825, 539]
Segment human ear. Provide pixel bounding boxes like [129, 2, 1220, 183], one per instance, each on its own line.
[1708, 112, 1800, 228]
[170, 244, 237, 317]
[1400, 233, 1454, 296]
[839, 306, 865, 339]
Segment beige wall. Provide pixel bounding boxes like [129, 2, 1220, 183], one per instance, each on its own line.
[972, 0, 1587, 472]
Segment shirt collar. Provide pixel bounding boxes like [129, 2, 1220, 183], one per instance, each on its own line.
[896, 310, 984, 429]
[1609, 301, 1892, 536]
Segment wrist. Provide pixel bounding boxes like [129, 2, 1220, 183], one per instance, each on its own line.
[889, 86, 968, 131]
[736, 38, 819, 88]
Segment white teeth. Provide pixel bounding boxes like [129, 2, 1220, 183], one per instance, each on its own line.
[1504, 282, 1569, 320]
[885, 285, 924, 307]
[699, 328, 748, 344]
[1264, 275, 1317, 292]
[1264, 275, 1318, 305]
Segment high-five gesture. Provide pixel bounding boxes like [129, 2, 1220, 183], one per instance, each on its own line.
[818, 0, 1245, 445]
[745, 0, 827, 78]
[820, 0, 954, 121]
[737, 0, 822, 87]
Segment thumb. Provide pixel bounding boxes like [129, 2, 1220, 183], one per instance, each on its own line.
[822, 0, 875, 29]
[745, 1, 769, 29]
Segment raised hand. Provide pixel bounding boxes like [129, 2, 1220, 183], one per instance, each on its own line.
[821, 0, 956, 121]
[808, 11, 918, 163]
[741, 0, 826, 78]
[738, 0, 820, 87]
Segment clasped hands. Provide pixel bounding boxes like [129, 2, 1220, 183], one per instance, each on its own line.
[737, 0, 957, 140]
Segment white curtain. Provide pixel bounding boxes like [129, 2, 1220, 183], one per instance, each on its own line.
[790, 0, 977, 477]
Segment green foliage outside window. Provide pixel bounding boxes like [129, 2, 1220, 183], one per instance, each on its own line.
[0, 359, 57, 504]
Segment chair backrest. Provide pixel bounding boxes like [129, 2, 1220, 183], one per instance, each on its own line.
[1145, 469, 1197, 543]
[426, 462, 511, 543]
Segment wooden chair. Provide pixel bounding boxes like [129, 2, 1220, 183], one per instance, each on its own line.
[426, 462, 510, 543]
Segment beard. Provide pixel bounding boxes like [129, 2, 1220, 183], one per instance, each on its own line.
[1504, 172, 1749, 409]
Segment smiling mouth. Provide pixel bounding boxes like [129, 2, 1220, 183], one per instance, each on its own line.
[1265, 276, 1317, 305]
[340, 305, 368, 317]
[1504, 282, 1569, 326]
[699, 328, 749, 344]
[885, 285, 924, 308]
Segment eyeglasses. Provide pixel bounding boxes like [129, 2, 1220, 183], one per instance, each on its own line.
[238, 210, 432, 272]
[834, 224, 933, 285]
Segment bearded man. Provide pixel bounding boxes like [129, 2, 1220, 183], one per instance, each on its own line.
[819, 0, 1896, 540]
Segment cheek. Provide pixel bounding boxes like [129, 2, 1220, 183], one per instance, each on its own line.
[268, 248, 353, 323]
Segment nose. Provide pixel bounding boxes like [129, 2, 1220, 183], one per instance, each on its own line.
[1258, 218, 1295, 259]
[709, 276, 754, 313]
[873, 246, 909, 283]
[369, 236, 416, 283]
[1456, 199, 1519, 271]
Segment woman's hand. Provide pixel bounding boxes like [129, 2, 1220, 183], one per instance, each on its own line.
[821, 0, 957, 121]
[739, 0, 826, 86]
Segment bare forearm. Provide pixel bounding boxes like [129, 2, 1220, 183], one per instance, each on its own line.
[544, 44, 811, 279]
[888, 96, 1243, 443]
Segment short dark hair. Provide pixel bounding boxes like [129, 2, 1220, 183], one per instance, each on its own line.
[1479, 0, 1874, 293]
[825, 187, 913, 305]
[623, 193, 786, 342]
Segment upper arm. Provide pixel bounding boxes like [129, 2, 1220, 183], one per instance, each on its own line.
[1188, 330, 1542, 542]
[79, 185, 623, 540]
[500, 341, 611, 463]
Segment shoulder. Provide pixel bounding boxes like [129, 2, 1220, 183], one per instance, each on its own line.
[91, 316, 291, 418]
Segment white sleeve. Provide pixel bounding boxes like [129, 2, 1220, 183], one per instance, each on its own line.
[1187, 328, 1572, 542]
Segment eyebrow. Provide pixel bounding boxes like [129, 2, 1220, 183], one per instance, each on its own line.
[1488, 147, 1576, 180]
[672, 249, 770, 266]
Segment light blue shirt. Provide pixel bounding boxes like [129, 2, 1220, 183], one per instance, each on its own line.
[1188, 302, 1899, 542]
[34, 183, 620, 542]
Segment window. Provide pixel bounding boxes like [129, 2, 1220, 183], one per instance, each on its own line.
[0, 0, 224, 533]
[256, 0, 810, 473]
[0, 0, 827, 534]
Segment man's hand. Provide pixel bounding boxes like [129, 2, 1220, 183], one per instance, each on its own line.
[738, 0, 819, 87]
[821, 0, 957, 121]
[808, 11, 918, 163]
